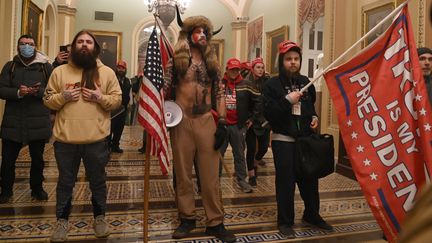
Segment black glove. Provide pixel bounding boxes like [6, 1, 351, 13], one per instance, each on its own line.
[214, 123, 227, 150]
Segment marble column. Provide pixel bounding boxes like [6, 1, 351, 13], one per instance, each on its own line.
[56, 4, 77, 45]
[230, 20, 248, 61]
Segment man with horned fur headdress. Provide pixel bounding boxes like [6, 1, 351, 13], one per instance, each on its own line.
[163, 10, 236, 243]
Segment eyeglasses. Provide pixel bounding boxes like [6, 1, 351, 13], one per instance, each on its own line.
[19, 42, 35, 46]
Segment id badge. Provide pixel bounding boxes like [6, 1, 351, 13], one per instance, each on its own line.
[292, 102, 301, 115]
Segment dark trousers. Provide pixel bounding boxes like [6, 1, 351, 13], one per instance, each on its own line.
[272, 140, 320, 227]
[110, 110, 127, 148]
[245, 127, 270, 171]
[0, 139, 46, 193]
[54, 140, 110, 220]
[220, 125, 248, 182]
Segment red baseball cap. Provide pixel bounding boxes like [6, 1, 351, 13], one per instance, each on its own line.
[226, 58, 241, 70]
[241, 61, 251, 70]
[116, 60, 127, 69]
[251, 57, 264, 68]
[278, 40, 301, 55]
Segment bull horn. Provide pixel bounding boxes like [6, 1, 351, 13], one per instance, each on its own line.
[176, 5, 183, 27]
[213, 25, 223, 36]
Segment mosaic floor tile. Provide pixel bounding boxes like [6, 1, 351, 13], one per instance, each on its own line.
[0, 125, 384, 242]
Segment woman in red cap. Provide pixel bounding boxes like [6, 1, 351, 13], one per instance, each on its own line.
[262, 40, 333, 238]
[245, 57, 270, 187]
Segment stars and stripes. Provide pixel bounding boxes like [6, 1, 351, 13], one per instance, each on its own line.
[137, 27, 170, 175]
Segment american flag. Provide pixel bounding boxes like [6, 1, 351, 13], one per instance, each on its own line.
[137, 27, 170, 175]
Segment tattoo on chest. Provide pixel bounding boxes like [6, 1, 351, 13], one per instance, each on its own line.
[192, 88, 211, 115]
[193, 63, 211, 88]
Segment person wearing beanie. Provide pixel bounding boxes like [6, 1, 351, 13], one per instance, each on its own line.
[109, 60, 132, 153]
[163, 12, 236, 242]
[219, 57, 260, 194]
[262, 40, 333, 238]
[417, 47, 432, 104]
[245, 57, 271, 187]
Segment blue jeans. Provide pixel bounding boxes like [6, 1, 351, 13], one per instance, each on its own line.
[54, 139, 110, 219]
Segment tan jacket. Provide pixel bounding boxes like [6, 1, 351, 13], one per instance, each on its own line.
[43, 60, 122, 144]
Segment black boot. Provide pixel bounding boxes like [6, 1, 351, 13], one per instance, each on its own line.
[111, 147, 124, 153]
[249, 176, 257, 187]
[172, 218, 196, 239]
[278, 224, 296, 238]
[31, 189, 48, 201]
[0, 190, 12, 204]
[205, 223, 236, 243]
[302, 214, 333, 231]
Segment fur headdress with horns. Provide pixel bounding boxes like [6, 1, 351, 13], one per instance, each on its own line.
[174, 11, 222, 80]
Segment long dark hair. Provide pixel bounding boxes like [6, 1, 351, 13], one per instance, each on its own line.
[71, 30, 101, 89]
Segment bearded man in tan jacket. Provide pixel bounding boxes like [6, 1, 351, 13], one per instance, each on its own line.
[44, 30, 122, 243]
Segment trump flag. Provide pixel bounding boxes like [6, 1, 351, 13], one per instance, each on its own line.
[323, 5, 432, 242]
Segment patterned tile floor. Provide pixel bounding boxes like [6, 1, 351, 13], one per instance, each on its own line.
[0, 126, 385, 242]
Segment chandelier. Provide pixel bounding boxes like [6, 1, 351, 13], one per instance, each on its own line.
[145, 0, 191, 29]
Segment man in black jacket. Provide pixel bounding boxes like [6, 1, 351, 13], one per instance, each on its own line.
[263, 40, 332, 237]
[0, 34, 53, 203]
[109, 60, 131, 153]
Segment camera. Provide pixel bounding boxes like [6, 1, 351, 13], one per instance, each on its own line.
[60, 45, 69, 53]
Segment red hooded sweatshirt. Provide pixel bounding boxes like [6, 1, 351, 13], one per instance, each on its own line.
[223, 72, 243, 125]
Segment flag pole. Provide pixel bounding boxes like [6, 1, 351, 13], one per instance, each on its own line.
[143, 132, 151, 243]
[154, 15, 167, 38]
[300, 0, 410, 93]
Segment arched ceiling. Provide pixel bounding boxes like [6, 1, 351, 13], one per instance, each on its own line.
[60, 0, 252, 19]
[217, 0, 252, 18]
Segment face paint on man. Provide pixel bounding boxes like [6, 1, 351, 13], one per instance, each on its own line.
[191, 27, 207, 46]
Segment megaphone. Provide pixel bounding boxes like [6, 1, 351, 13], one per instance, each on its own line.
[164, 100, 183, 128]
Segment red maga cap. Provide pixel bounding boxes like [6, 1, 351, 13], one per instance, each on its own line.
[251, 57, 264, 68]
[116, 60, 127, 69]
[241, 61, 252, 70]
[226, 58, 241, 70]
[278, 40, 301, 55]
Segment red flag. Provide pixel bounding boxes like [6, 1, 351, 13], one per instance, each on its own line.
[138, 27, 170, 175]
[324, 6, 432, 242]
[159, 32, 173, 70]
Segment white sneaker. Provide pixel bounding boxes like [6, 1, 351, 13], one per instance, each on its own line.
[93, 215, 110, 238]
[50, 219, 68, 242]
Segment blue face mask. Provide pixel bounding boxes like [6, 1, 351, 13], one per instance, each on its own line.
[19, 44, 35, 58]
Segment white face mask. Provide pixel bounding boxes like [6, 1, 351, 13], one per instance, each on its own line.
[19, 44, 35, 58]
